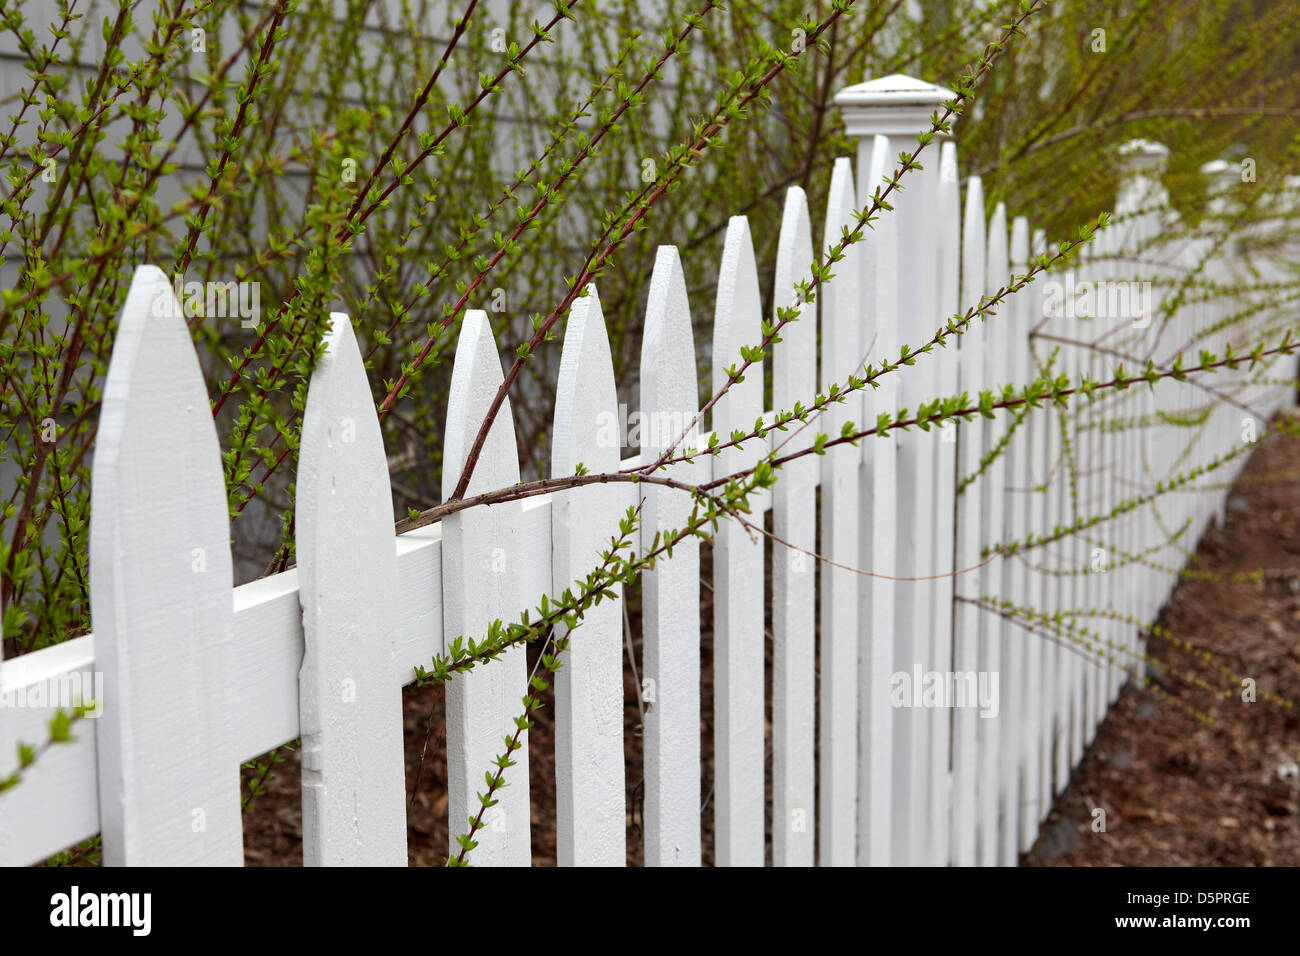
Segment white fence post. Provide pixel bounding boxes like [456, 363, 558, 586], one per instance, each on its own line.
[296, 312, 408, 866]
[1080, 235, 1107, 739]
[640, 246, 703, 867]
[818, 158, 862, 866]
[442, 310, 530, 866]
[1028, 225, 1056, 822]
[834, 72, 952, 866]
[953, 174, 986, 866]
[771, 193, 818, 866]
[1094, 222, 1124, 710]
[552, 286, 627, 866]
[1048, 228, 1076, 794]
[932, 140, 962, 865]
[981, 202, 1010, 866]
[1007, 215, 1039, 856]
[712, 217, 768, 866]
[1115, 140, 1172, 682]
[90, 265, 243, 865]
[1061, 231, 1085, 772]
[855, 132, 898, 867]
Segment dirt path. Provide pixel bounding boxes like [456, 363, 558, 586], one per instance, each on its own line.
[1026, 412, 1300, 865]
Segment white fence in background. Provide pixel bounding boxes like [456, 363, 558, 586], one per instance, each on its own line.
[2, 74, 1296, 867]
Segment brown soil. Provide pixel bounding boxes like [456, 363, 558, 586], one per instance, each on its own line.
[1024, 412, 1300, 866]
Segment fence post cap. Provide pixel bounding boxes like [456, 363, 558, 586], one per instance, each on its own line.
[1116, 138, 1169, 171]
[1200, 159, 1238, 197]
[834, 73, 956, 139]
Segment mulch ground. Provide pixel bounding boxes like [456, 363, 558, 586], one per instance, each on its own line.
[1024, 411, 1300, 865]
[240, 413, 1300, 866]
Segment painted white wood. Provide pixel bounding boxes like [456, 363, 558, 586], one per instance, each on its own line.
[2, 122, 1264, 870]
[1116, 148, 1167, 680]
[1062, 268, 1085, 771]
[0, 635, 100, 864]
[771, 194, 818, 868]
[980, 202, 1010, 866]
[951, 175, 985, 867]
[442, 309, 530, 866]
[1053, 258, 1077, 794]
[855, 133, 896, 866]
[296, 312, 407, 866]
[1114, 202, 1146, 664]
[1082, 239, 1107, 739]
[909, 150, 944, 869]
[930, 140, 961, 865]
[712, 217, 769, 868]
[1081, 239, 1100, 747]
[552, 286, 627, 867]
[1095, 224, 1122, 710]
[1008, 216, 1040, 854]
[1030, 226, 1056, 820]
[711, 218, 767, 867]
[639, 246, 703, 867]
[817, 159, 861, 867]
[1068, 243, 1090, 756]
[891, 139, 940, 868]
[0, 484, 602, 866]
[89, 265, 243, 866]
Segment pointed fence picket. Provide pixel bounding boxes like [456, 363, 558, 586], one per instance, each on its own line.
[771, 192, 818, 867]
[856, 133, 898, 867]
[1028, 225, 1058, 820]
[817, 159, 862, 867]
[442, 310, 530, 866]
[1102, 217, 1133, 712]
[952, 173, 986, 867]
[931, 139, 962, 866]
[3, 80, 1295, 871]
[891, 133, 936, 869]
[296, 313, 407, 867]
[1055, 247, 1081, 791]
[639, 246, 703, 868]
[552, 287, 626, 867]
[89, 266, 244, 866]
[712, 217, 767, 867]
[1081, 240, 1107, 739]
[1063, 244, 1086, 773]
[981, 201, 1010, 866]
[1007, 215, 1039, 856]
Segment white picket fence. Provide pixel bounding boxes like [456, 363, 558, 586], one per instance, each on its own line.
[1, 74, 1296, 867]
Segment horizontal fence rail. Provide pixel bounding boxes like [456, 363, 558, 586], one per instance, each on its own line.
[2, 73, 1297, 867]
